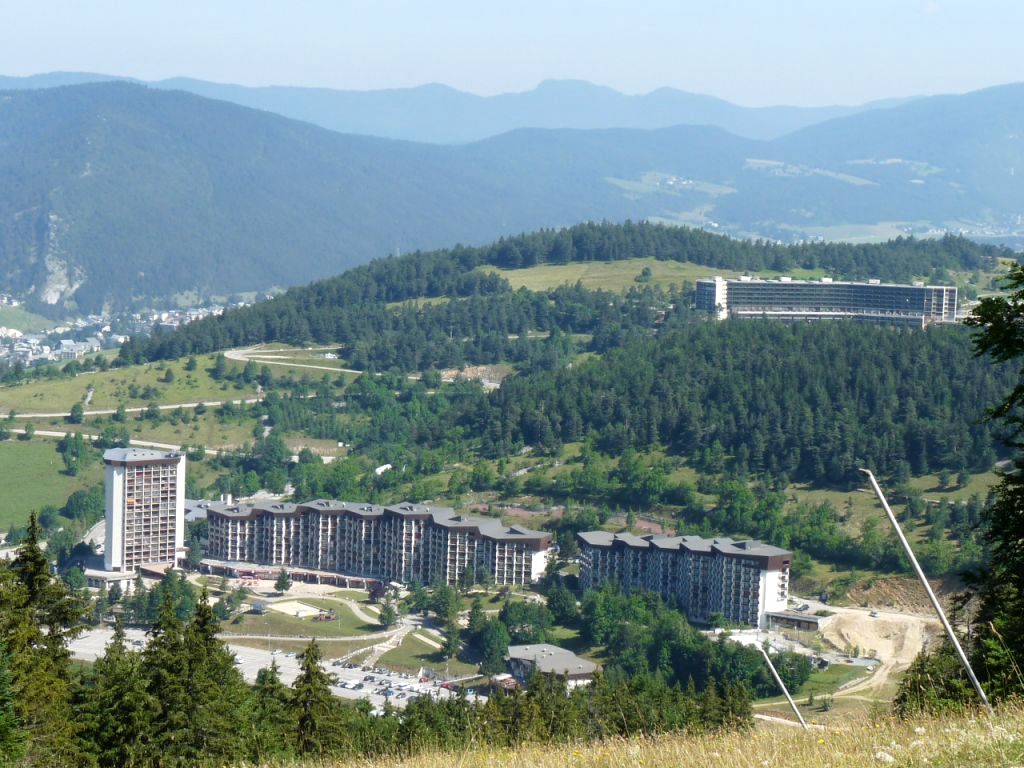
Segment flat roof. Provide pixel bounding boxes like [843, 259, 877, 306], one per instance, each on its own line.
[103, 447, 183, 463]
[579, 531, 790, 559]
[207, 498, 551, 546]
[697, 276, 955, 290]
[506, 644, 598, 676]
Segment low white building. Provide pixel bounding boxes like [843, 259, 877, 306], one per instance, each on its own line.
[506, 644, 598, 687]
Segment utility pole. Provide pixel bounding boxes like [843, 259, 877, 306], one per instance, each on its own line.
[860, 468, 993, 715]
[758, 644, 808, 728]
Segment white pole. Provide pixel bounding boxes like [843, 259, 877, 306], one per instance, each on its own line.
[859, 468, 993, 715]
[758, 644, 808, 728]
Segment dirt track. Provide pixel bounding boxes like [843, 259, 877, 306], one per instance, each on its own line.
[820, 607, 940, 698]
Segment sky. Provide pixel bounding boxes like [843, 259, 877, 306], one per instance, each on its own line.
[0, 0, 1021, 106]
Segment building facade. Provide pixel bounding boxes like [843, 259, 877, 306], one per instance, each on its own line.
[695, 275, 957, 326]
[577, 532, 790, 628]
[206, 500, 552, 587]
[103, 448, 187, 572]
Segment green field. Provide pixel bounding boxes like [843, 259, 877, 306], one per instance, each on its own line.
[0, 437, 104, 529]
[755, 662, 867, 707]
[96, 412, 257, 452]
[484, 258, 825, 293]
[0, 356, 256, 415]
[379, 633, 479, 677]
[0, 305, 56, 333]
[221, 601, 378, 638]
[787, 470, 998, 538]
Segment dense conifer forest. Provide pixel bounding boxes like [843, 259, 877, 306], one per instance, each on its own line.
[126, 221, 1006, 366]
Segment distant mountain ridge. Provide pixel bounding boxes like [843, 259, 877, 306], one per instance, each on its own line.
[0, 81, 1022, 314]
[0, 71, 915, 143]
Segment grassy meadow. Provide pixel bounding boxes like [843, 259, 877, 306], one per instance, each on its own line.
[0, 355, 257, 414]
[484, 257, 826, 293]
[0, 305, 56, 333]
[285, 703, 1024, 768]
[0, 437, 104, 529]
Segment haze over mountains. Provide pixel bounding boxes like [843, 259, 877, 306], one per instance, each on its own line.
[0, 72, 912, 143]
[0, 78, 1021, 314]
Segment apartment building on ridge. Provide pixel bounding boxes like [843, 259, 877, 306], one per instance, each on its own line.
[577, 532, 791, 628]
[205, 499, 552, 587]
[695, 275, 957, 326]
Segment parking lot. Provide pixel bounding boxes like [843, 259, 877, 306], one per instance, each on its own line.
[70, 628, 478, 712]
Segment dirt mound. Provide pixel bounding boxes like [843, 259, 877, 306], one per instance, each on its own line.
[822, 608, 942, 698]
[846, 575, 962, 614]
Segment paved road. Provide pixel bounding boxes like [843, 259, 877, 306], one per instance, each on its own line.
[8, 428, 220, 456]
[6, 397, 261, 420]
[226, 347, 363, 375]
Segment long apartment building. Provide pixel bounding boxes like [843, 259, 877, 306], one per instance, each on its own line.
[103, 448, 187, 572]
[577, 532, 791, 628]
[695, 275, 957, 326]
[206, 500, 552, 587]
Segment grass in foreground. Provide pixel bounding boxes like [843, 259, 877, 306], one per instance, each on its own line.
[301, 704, 1024, 768]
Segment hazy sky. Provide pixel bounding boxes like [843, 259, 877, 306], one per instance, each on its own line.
[1, 0, 1020, 106]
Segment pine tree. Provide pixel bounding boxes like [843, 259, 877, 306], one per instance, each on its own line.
[467, 597, 486, 639]
[0, 642, 24, 768]
[292, 639, 341, 757]
[79, 618, 155, 767]
[0, 515, 89, 766]
[248, 661, 294, 764]
[180, 590, 250, 765]
[142, 591, 190, 765]
[379, 600, 398, 629]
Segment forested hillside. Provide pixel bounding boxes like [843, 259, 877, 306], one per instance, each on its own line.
[129, 221, 1005, 365]
[1, 82, 1021, 313]
[329, 322, 1010, 486]
[479, 322, 1007, 481]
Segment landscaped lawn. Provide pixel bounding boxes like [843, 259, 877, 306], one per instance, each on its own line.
[379, 633, 479, 677]
[221, 602, 378, 638]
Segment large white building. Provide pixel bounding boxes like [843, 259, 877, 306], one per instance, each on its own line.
[695, 275, 957, 326]
[205, 500, 552, 588]
[577, 532, 791, 629]
[103, 448, 187, 572]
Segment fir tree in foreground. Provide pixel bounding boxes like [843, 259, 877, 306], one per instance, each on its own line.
[292, 638, 342, 757]
[0, 513, 89, 767]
